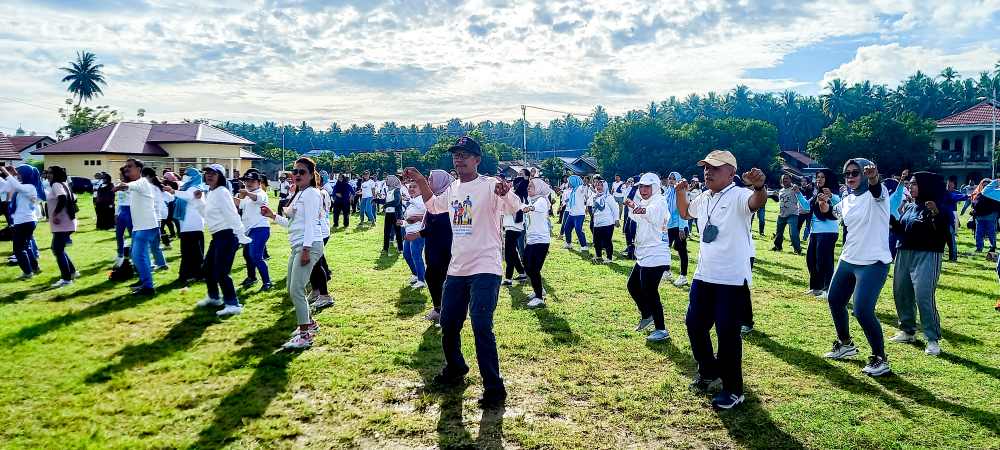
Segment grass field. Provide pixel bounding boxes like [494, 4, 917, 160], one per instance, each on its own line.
[1, 193, 998, 449]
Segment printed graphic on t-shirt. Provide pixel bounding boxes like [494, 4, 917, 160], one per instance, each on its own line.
[451, 195, 474, 235]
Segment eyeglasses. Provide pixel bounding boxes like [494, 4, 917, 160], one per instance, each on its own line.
[291, 169, 308, 175]
[452, 151, 473, 160]
[842, 170, 861, 178]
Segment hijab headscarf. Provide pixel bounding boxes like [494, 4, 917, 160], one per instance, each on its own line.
[567, 175, 583, 209]
[810, 168, 840, 220]
[663, 171, 682, 209]
[593, 180, 611, 210]
[911, 171, 945, 205]
[163, 171, 179, 183]
[386, 175, 401, 189]
[637, 172, 662, 204]
[529, 177, 552, 200]
[843, 158, 875, 196]
[11, 165, 44, 214]
[174, 167, 206, 222]
[428, 169, 452, 196]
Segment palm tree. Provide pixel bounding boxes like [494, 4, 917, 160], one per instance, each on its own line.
[821, 78, 853, 120]
[60, 51, 107, 105]
[940, 67, 960, 83]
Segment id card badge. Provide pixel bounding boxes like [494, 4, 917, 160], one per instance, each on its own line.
[661, 227, 670, 243]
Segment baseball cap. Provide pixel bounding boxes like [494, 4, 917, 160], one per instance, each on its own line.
[697, 150, 738, 170]
[448, 136, 482, 156]
[202, 163, 227, 175]
[241, 169, 262, 181]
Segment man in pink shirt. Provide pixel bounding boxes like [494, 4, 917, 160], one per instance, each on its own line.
[403, 136, 521, 409]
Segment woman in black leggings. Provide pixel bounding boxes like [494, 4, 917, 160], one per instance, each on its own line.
[382, 175, 404, 253]
[522, 178, 554, 308]
[421, 170, 454, 322]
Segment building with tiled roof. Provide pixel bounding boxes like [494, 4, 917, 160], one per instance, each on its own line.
[0, 133, 21, 164]
[934, 101, 998, 183]
[32, 122, 259, 177]
[8, 135, 55, 162]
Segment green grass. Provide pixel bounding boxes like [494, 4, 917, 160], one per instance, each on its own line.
[1, 193, 998, 449]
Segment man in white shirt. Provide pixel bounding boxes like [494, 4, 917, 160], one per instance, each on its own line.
[360, 171, 376, 225]
[612, 175, 625, 218]
[676, 150, 767, 410]
[277, 175, 291, 217]
[113, 158, 160, 296]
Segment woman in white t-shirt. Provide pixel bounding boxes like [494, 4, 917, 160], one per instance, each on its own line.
[171, 167, 206, 285]
[236, 169, 272, 291]
[141, 167, 171, 272]
[401, 181, 428, 289]
[590, 178, 619, 263]
[623, 173, 672, 342]
[563, 175, 589, 250]
[1, 165, 44, 278]
[822, 158, 893, 378]
[522, 178, 553, 308]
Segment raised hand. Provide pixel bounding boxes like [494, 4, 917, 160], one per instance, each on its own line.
[675, 180, 689, 192]
[864, 164, 879, 182]
[742, 168, 766, 188]
[402, 167, 424, 183]
[495, 180, 512, 197]
[925, 200, 939, 215]
[260, 205, 275, 219]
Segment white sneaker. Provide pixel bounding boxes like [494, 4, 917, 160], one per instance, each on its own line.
[889, 331, 916, 343]
[409, 275, 419, 284]
[673, 275, 688, 287]
[647, 329, 670, 341]
[411, 281, 426, 289]
[804, 288, 818, 296]
[291, 322, 320, 337]
[153, 264, 169, 272]
[817, 291, 829, 300]
[824, 340, 858, 359]
[18, 272, 33, 280]
[196, 296, 223, 308]
[50, 279, 73, 288]
[71, 271, 81, 279]
[312, 295, 334, 310]
[216, 304, 243, 316]
[563, 242, 572, 249]
[579, 246, 589, 251]
[526, 297, 545, 308]
[635, 316, 654, 332]
[925, 340, 941, 356]
[424, 309, 441, 322]
[861, 355, 891, 376]
[662, 271, 674, 282]
[307, 290, 320, 303]
[282, 332, 314, 350]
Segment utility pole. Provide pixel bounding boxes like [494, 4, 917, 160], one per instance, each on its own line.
[521, 105, 527, 165]
[281, 122, 285, 175]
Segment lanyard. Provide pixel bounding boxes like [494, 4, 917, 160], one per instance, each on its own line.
[706, 184, 736, 225]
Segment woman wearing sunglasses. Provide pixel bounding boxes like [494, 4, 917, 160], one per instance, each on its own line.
[823, 159, 893, 377]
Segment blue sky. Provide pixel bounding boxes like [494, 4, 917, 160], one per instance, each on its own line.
[1, 0, 1000, 137]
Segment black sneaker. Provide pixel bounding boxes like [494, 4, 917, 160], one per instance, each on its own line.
[689, 374, 721, 393]
[712, 391, 745, 409]
[240, 278, 257, 288]
[130, 286, 155, 296]
[432, 367, 469, 387]
[478, 387, 508, 409]
[261, 282, 273, 291]
[129, 280, 143, 288]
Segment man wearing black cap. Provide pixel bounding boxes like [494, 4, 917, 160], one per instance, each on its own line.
[403, 136, 522, 409]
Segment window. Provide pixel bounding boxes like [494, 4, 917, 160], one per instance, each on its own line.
[954, 139, 963, 153]
[96, 160, 101, 166]
[84, 160, 90, 166]
[972, 135, 986, 160]
[941, 139, 950, 151]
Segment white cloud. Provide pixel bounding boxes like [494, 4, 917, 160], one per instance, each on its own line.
[820, 43, 1000, 89]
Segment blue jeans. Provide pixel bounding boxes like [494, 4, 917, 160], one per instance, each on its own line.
[115, 206, 133, 258]
[403, 237, 426, 282]
[359, 197, 375, 223]
[440, 273, 504, 392]
[243, 227, 271, 284]
[755, 208, 765, 234]
[564, 214, 587, 247]
[975, 213, 997, 252]
[12, 222, 39, 275]
[205, 230, 240, 305]
[150, 231, 167, 268]
[947, 223, 958, 260]
[51, 231, 77, 281]
[131, 228, 159, 289]
[827, 261, 890, 358]
[774, 214, 800, 251]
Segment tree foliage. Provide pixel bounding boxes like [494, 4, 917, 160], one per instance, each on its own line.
[57, 99, 120, 139]
[807, 112, 936, 176]
[60, 51, 107, 105]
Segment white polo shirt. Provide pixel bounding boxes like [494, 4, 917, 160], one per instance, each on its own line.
[689, 183, 755, 286]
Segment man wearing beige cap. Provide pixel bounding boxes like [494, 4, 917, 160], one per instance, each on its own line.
[675, 149, 767, 410]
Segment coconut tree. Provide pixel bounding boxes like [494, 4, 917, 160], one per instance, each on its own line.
[60, 51, 107, 105]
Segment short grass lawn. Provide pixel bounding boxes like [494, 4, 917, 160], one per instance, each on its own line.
[1, 193, 998, 449]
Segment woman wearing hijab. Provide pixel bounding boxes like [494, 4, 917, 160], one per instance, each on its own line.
[308, 179, 334, 310]
[663, 172, 689, 286]
[823, 158, 893, 377]
[402, 181, 428, 289]
[522, 178, 553, 307]
[803, 169, 841, 299]
[1, 165, 44, 279]
[624, 173, 672, 341]
[46, 166, 80, 288]
[420, 170, 454, 322]
[94, 172, 116, 230]
[590, 178, 619, 263]
[889, 172, 949, 356]
[161, 171, 180, 247]
[170, 168, 207, 285]
[382, 175, 404, 253]
[563, 175, 589, 251]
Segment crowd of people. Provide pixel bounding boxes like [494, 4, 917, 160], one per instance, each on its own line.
[1, 135, 997, 411]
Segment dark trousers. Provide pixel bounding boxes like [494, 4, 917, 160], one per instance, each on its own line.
[178, 231, 205, 282]
[440, 274, 504, 392]
[593, 225, 614, 258]
[623, 218, 637, 257]
[807, 233, 837, 291]
[503, 230, 525, 279]
[309, 237, 330, 295]
[627, 264, 669, 330]
[425, 261, 448, 311]
[242, 227, 271, 284]
[12, 222, 39, 274]
[205, 230, 240, 305]
[668, 227, 688, 276]
[383, 212, 402, 251]
[686, 279, 749, 395]
[828, 261, 889, 358]
[332, 202, 350, 227]
[51, 231, 77, 281]
[523, 243, 549, 298]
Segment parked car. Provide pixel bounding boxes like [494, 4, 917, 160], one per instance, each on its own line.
[69, 176, 93, 194]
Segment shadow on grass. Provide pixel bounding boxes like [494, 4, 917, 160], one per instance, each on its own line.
[751, 265, 803, 287]
[873, 311, 981, 346]
[645, 339, 807, 449]
[188, 306, 300, 448]
[936, 282, 994, 300]
[374, 251, 400, 271]
[939, 352, 1000, 381]
[509, 284, 580, 345]
[84, 309, 219, 384]
[396, 285, 428, 318]
[874, 375, 1000, 434]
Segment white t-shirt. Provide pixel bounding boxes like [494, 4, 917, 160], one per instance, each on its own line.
[174, 189, 205, 233]
[240, 188, 270, 230]
[200, 186, 244, 235]
[279, 181, 290, 196]
[524, 197, 552, 245]
[154, 188, 173, 222]
[502, 212, 524, 232]
[275, 187, 324, 247]
[837, 185, 892, 265]
[689, 183, 755, 286]
[612, 181, 624, 199]
[565, 186, 588, 216]
[3, 178, 40, 225]
[375, 180, 387, 199]
[403, 196, 427, 235]
[127, 178, 159, 231]
[319, 189, 332, 239]
[591, 194, 619, 227]
[631, 194, 671, 267]
[361, 180, 375, 198]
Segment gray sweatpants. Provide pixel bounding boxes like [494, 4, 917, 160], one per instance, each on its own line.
[892, 249, 942, 342]
[288, 241, 324, 325]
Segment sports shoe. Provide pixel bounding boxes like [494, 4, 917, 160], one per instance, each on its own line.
[409, 275, 419, 284]
[130, 286, 155, 296]
[862, 355, 891, 376]
[925, 340, 941, 356]
[50, 279, 73, 288]
[673, 275, 688, 287]
[153, 264, 169, 272]
[312, 295, 334, 310]
[824, 340, 858, 359]
[804, 289, 818, 296]
[646, 329, 670, 341]
[432, 367, 469, 387]
[662, 271, 674, 282]
[291, 322, 320, 337]
[18, 272, 33, 280]
[563, 242, 572, 249]
[239, 277, 258, 288]
[513, 274, 528, 282]
[479, 387, 508, 409]
[634, 316, 654, 332]
[71, 271, 81, 279]
[282, 332, 314, 350]
[889, 331, 916, 343]
[526, 297, 545, 308]
[411, 281, 426, 289]
[712, 391, 745, 410]
[307, 290, 320, 303]
[579, 246, 589, 251]
[690, 374, 721, 393]
[740, 325, 753, 337]
[196, 296, 223, 308]
[424, 309, 441, 322]
[817, 291, 829, 300]
[260, 282, 273, 291]
[501, 279, 513, 286]
[216, 304, 243, 316]
[592, 256, 604, 263]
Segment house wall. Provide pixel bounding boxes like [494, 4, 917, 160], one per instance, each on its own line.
[933, 129, 994, 184]
[41, 154, 115, 177]
[158, 143, 253, 175]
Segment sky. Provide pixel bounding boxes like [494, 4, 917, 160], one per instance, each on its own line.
[2, 0, 1000, 138]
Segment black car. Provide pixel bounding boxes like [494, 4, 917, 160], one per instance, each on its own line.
[69, 176, 93, 194]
